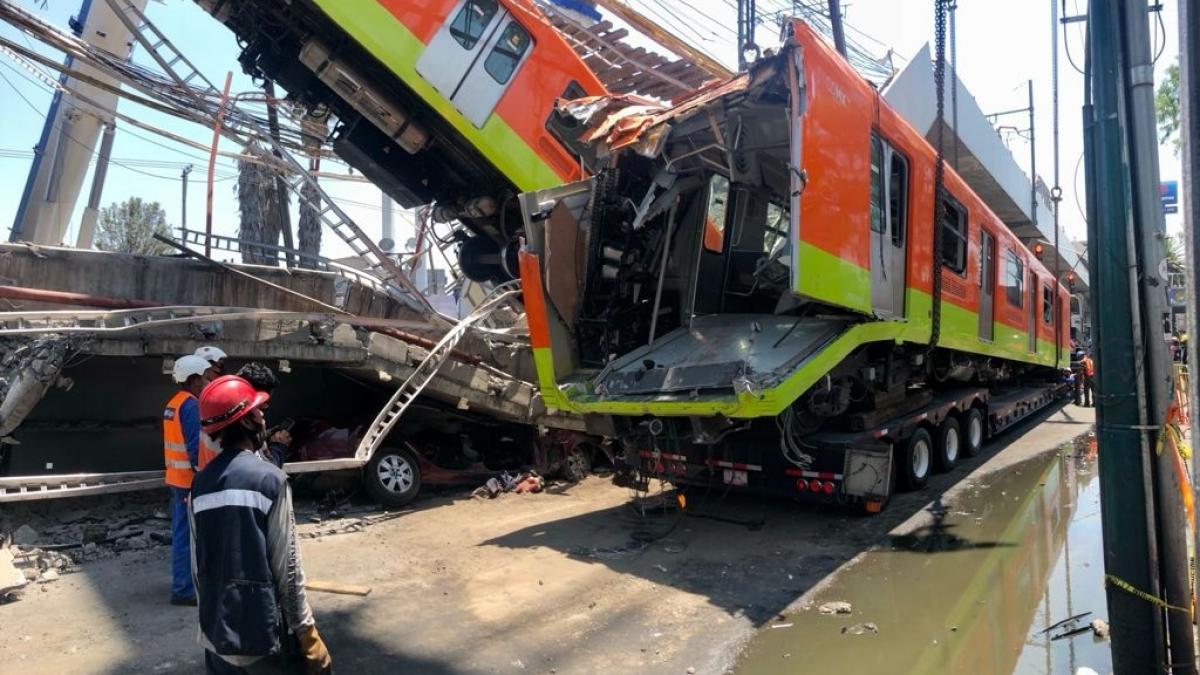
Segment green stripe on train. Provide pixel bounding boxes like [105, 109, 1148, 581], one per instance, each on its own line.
[312, 0, 563, 192]
[538, 287, 1066, 418]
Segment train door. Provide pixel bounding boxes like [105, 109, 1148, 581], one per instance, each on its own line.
[868, 134, 908, 318]
[979, 229, 995, 341]
[1028, 269, 1038, 353]
[417, 0, 534, 128]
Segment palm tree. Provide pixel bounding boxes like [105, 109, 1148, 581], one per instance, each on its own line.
[1162, 233, 1184, 274]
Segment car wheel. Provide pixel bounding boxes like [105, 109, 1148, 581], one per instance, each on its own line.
[935, 416, 962, 472]
[961, 407, 985, 457]
[898, 427, 933, 491]
[364, 446, 422, 507]
[560, 445, 592, 483]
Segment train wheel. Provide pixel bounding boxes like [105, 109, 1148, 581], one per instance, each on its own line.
[898, 427, 933, 491]
[961, 408, 985, 457]
[934, 416, 962, 472]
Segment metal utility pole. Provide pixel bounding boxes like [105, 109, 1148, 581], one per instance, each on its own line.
[949, 1, 958, 169]
[1181, 0, 1200, 621]
[1028, 80, 1037, 229]
[180, 165, 192, 233]
[1086, 0, 1197, 671]
[1050, 0, 1062, 366]
[827, 0, 847, 58]
[737, 0, 758, 70]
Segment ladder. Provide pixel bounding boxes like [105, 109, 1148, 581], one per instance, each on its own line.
[99, 0, 440, 319]
[355, 283, 521, 462]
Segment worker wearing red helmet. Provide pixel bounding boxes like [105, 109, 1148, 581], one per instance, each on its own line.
[190, 375, 332, 674]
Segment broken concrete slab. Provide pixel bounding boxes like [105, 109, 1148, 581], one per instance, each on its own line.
[0, 547, 27, 596]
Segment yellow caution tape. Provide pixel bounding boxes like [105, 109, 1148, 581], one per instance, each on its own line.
[1105, 574, 1192, 614]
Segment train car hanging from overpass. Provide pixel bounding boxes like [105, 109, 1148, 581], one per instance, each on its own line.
[516, 19, 1071, 509]
[197, 0, 608, 281]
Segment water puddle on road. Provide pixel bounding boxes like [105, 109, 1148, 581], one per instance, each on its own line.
[736, 440, 1111, 675]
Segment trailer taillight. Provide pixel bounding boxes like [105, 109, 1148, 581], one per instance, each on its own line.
[795, 479, 808, 492]
[809, 480, 822, 494]
[823, 481, 836, 496]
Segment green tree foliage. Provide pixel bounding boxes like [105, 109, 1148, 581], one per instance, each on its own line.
[1156, 59, 1181, 154]
[1162, 232, 1185, 273]
[94, 197, 172, 255]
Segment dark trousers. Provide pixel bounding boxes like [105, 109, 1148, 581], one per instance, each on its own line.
[1082, 375, 1095, 407]
[170, 486, 195, 601]
[204, 651, 295, 674]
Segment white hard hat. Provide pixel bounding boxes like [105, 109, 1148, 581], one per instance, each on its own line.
[194, 345, 227, 363]
[173, 355, 212, 383]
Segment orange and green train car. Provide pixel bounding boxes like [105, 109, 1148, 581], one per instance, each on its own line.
[516, 20, 1071, 504]
[197, 0, 606, 280]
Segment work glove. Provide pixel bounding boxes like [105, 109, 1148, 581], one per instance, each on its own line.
[297, 624, 333, 675]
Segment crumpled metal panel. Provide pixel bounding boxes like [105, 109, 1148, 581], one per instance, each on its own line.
[593, 314, 848, 396]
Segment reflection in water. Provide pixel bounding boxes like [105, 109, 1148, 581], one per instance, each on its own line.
[736, 443, 1110, 675]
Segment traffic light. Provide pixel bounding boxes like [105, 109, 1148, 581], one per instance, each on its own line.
[1066, 271, 1075, 292]
[1034, 242, 1045, 260]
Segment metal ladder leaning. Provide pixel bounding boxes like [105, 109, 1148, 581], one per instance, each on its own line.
[354, 283, 521, 462]
[101, 0, 440, 319]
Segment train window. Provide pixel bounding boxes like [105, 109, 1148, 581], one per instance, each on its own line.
[1005, 250, 1024, 308]
[546, 82, 597, 169]
[704, 174, 730, 253]
[484, 21, 532, 85]
[869, 136, 885, 233]
[940, 197, 968, 274]
[888, 150, 908, 246]
[449, 0, 499, 50]
[1043, 284, 1054, 324]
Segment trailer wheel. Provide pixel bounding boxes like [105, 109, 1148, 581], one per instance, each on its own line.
[934, 417, 962, 472]
[962, 408, 985, 457]
[364, 446, 422, 507]
[898, 427, 933, 491]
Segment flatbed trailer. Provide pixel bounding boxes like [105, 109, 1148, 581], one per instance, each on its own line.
[629, 382, 1068, 513]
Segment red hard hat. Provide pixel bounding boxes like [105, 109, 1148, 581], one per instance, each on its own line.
[200, 375, 270, 434]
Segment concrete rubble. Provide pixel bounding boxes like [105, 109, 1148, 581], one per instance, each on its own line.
[0, 491, 175, 601]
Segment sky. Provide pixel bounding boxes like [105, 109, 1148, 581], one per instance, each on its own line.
[0, 0, 1184, 265]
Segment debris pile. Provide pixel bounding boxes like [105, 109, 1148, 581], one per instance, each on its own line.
[470, 471, 546, 499]
[0, 491, 172, 602]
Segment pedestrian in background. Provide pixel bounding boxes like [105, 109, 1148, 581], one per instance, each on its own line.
[1080, 352, 1096, 408]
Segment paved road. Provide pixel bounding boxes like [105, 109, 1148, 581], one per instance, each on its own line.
[0, 403, 1094, 674]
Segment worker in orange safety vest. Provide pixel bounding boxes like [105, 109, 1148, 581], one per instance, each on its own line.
[1080, 352, 1096, 408]
[163, 354, 213, 605]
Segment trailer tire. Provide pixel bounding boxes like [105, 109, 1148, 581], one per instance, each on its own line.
[898, 427, 933, 491]
[364, 446, 422, 507]
[962, 407, 985, 457]
[934, 416, 962, 472]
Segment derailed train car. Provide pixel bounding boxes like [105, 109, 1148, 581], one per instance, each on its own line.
[517, 20, 1071, 511]
[196, 0, 606, 282]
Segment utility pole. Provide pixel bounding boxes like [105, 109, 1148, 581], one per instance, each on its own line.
[180, 164, 192, 234]
[1027, 79, 1037, 230]
[737, 0, 758, 70]
[948, 1, 957, 170]
[1050, 0, 1062, 367]
[1180, 0, 1200, 621]
[1086, 1, 1197, 671]
[826, 0, 847, 58]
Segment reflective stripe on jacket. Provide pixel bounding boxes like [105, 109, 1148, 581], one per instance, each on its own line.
[163, 390, 196, 488]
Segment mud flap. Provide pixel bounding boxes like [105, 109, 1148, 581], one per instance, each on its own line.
[843, 444, 892, 500]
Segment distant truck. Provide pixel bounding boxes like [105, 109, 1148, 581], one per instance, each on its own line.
[514, 20, 1072, 512]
